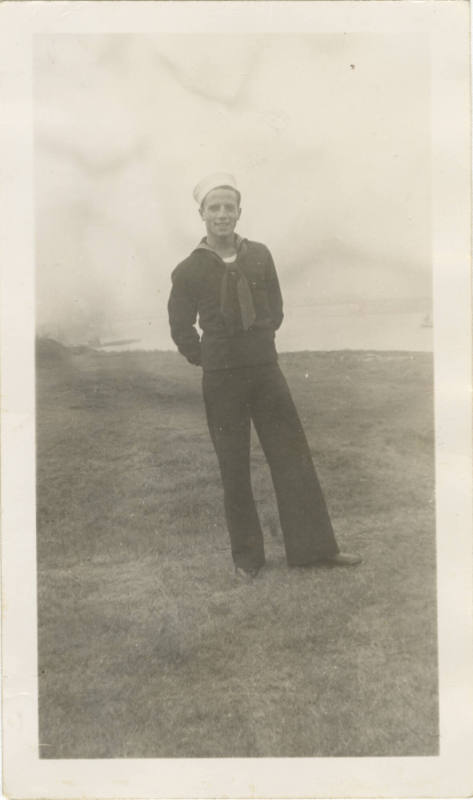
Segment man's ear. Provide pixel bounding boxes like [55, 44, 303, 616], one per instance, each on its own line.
[198, 204, 205, 220]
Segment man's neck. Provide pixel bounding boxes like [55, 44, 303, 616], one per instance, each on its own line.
[206, 233, 237, 257]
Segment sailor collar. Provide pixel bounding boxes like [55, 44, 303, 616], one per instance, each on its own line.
[193, 235, 246, 262]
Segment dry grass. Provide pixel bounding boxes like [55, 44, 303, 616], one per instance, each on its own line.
[36, 342, 438, 758]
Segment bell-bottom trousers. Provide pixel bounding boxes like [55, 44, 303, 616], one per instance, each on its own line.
[202, 363, 339, 570]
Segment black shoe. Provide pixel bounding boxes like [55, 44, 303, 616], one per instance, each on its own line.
[321, 551, 362, 567]
[235, 565, 261, 580]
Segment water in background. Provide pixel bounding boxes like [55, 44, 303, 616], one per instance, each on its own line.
[278, 308, 432, 352]
[96, 308, 433, 353]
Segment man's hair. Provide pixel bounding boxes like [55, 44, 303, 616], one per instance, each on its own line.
[200, 185, 241, 211]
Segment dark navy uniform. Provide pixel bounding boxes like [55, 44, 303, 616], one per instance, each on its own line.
[168, 236, 339, 571]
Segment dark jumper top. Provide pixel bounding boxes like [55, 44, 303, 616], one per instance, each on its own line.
[168, 235, 284, 371]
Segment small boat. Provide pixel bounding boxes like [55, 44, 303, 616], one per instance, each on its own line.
[421, 313, 433, 328]
[97, 338, 141, 348]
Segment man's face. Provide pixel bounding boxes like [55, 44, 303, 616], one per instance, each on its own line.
[200, 187, 241, 239]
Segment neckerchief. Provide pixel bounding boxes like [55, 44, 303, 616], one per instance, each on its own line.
[194, 236, 256, 332]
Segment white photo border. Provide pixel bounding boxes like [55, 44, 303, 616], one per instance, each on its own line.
[1, 2, 472, 798]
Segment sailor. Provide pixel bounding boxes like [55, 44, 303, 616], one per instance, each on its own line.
[168, 172, 361, 577]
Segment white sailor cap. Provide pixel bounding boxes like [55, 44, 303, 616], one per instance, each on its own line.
[193, 172, 239, 207]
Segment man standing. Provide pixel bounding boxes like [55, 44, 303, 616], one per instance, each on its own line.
[168, 173, 361, 578]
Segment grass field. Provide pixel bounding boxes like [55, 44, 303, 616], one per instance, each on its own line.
[36, 341, 438, 758]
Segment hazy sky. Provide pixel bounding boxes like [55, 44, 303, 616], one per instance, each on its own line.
[34, 33, 431, 348]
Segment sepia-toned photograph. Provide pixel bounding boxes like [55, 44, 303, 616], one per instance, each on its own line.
[34, 30, 436, 759]
[1, 2, 472, 798]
